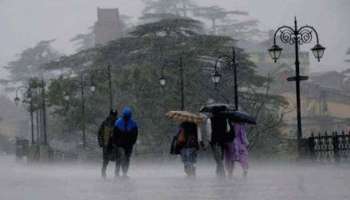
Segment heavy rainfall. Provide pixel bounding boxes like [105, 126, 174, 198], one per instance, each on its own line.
[0, 0, 350, 200]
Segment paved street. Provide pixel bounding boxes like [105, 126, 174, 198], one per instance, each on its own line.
[1, 155, 350, 200]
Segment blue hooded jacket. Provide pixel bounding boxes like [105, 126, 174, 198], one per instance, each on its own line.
[113, 107, 138, 147]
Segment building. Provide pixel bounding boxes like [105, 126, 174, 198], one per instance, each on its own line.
[281, 70, 350, 138]
[94, 8, 123, 46]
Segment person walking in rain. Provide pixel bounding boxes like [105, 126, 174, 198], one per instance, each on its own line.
[177, 122, 204, 177]
[206, 112, 233, 178]
[227, 122, 249, 177]
[112, 107, 138, 178]
[97, 110, 118, 178]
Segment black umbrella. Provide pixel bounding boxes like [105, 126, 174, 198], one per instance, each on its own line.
[200, 103, 236, 113]
[219, 110, 257, 125]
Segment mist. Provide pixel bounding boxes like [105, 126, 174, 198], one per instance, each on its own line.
[2, 155, 350, 200]
[1, 1, 350, 199]
[0, 0, 349, 75]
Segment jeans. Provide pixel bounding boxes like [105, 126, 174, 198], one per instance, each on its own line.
[180, 148, 197, 177]
[211, 143, 225, 177]
[101, 145, 114, 178]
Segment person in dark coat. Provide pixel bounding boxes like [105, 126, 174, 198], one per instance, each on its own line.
[177, 122, 203, 177]
[98, 110, 118, 178]
[112, 107, 138, 178]
[206, 113, 233, 177]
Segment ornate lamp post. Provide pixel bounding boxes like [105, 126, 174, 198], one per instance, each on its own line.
[268, 17, 325, 152]
[211, 47, 239, 110]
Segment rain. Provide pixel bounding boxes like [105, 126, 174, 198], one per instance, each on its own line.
[1, 0, 350, 200]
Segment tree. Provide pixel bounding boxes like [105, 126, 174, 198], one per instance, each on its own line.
[217, 19, 266, 41]
[44, 17, 287, 155]
[70, 27, 95, 52]
[193, 5, 248, 34]
[346, 48, 350, 62]
[3, 40, 62, 84]
[142, 0, 197, 20]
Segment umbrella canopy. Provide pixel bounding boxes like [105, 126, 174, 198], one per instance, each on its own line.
[220, 110, 257, 125]
[200, 103, 236, 113]
[166, 111, 205, 124]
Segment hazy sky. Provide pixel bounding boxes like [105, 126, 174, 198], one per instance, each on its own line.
[0, 0, 349, 75]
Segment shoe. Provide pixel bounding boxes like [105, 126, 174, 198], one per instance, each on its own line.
[114, 174, 120, 179]
[102, 172, 107, 179]
[243, 170, 248, 178]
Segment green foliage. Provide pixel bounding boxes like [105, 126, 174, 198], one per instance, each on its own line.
[346, 48, 350, 62]
[142, 0, 196, 19]
[44, 16, 287, 155]
[131, 17, 203, 37]
[194, 5, 248, 22]
[70, 30, 95, 52]
[4, 40, 61, 84]
[193, 6, 248, 34]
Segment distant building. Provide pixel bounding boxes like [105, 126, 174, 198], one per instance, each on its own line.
[94, 8, 123, 46]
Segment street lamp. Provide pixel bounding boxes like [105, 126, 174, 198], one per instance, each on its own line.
[268, 44, 283, 63]
[90, 64, 113, 111]
[14, 96, 20, 106]
[159, 56, 185, 111]
[64, 71, 96, 149]
[40, 78, 48, 146]
[311, 44, 326, 62]
[159, 75, 166, 87]
[90, 85, 96, 92]
[268, 17, 325, 153]
[211, 61, 222, 86]
[64, 95, 70, 101]
[211, 47, 239, 110]
[14, 84, 35, 145]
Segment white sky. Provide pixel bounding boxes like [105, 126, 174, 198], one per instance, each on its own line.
[0, 0, 349, 76]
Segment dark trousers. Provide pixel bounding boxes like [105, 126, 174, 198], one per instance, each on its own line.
[211, 143, 225, 177]
[101, 145, 114, 178]
[115, 146, 133, 176]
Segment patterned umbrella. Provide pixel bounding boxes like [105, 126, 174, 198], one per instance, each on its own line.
[166, 111, 205, 124]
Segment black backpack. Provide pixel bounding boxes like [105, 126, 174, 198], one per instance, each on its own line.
[170, 135, 181, 155]
[211, 117, 235, 144]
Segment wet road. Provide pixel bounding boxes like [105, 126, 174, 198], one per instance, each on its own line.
[1, 156, 350, 200]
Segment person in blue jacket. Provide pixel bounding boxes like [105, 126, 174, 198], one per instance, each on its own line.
[112, 107, 138, 178]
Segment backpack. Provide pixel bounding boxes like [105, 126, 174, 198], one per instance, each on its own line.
[211, 117, 235, 144]
[170, 128, 185, 155]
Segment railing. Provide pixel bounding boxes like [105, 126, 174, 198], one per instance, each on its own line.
[307, 131, 350, 162]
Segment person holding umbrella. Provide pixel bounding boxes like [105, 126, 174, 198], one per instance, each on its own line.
[166, 111, 205, 177]
[206, 112, 233, 178]
[224, 122, 249, 178]
[219, 110, 255, 178]
[200, 103, 255, 178]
